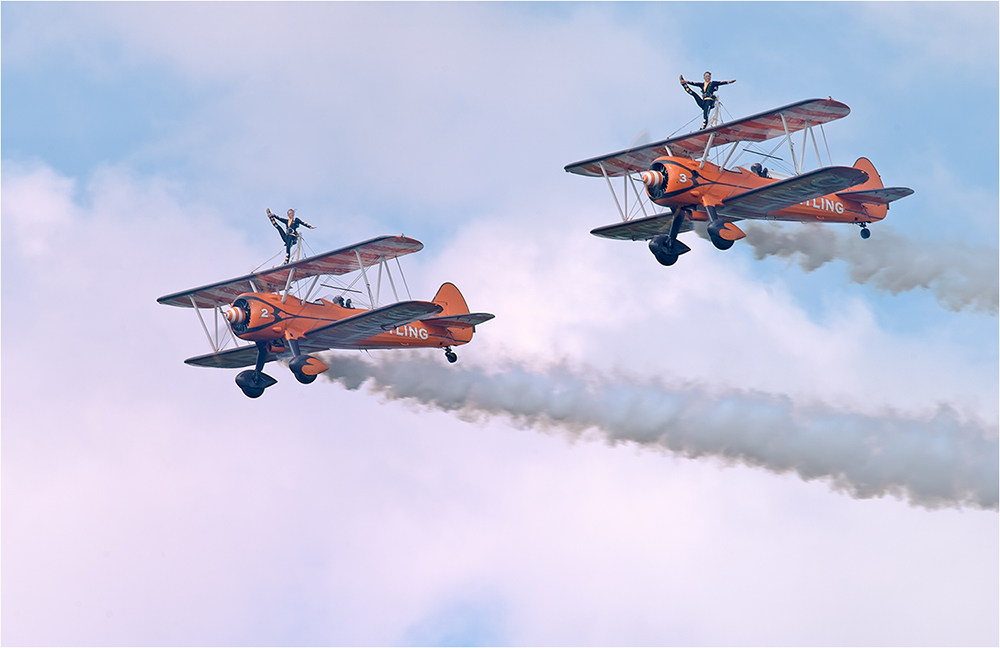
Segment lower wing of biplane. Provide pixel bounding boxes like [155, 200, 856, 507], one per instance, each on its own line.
[565, 99, 913, 266]
[158, 236, 494, 398]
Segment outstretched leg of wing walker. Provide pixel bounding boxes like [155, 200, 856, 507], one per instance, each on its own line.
[235, 341, 278, 399]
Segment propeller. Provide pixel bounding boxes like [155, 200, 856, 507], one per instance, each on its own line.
[625, 128, 650, 152]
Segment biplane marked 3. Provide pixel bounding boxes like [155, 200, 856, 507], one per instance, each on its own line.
[565, 98, 914, 266]
[157, 235, 494, 398]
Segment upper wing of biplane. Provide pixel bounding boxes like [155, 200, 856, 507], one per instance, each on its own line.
[564, 98, 851, 178]
[589, 211, 695, 241]
[717, 166, 869, 218]
[157, 235, 423, 309]
[301, 300, 443, 350]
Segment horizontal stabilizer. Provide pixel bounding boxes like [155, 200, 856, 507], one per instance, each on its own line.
[591, 212, 694, 241]
[720, 166, 868, 218]
[836, 186, 914, 204]
[185, 345, 274, 369]
[422, 312, 495, 329]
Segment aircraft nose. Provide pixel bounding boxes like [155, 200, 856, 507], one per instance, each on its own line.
[641, 170, 664, 187]
[223, 305, 246, 325]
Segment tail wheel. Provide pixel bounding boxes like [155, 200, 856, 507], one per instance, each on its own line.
[860, 227, 871, 239]
[444, 348, 458, 363]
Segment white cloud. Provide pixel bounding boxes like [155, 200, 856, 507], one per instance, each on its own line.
[3, 3, 998, 644]
[3, 162, 996, 645]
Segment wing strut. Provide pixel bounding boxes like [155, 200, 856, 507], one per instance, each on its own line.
[302, 275, 322, 303]
[820, 124, 832, 166]
[780, 113, 799, 174]
[799, 121, 810, 172]
[281, 267, 296, 304]
[375, 255, 401, 305]
[699, 132, 717, 169]
[808, 121, 823, 169]
[394, 256, 412, 300]
[599, 162, 627, 222]
[626, 173, 650, 219]
[355, 249, 375, 308]
[721, 138, 741, 170]
[382, 256, 400, 303]
[190, 296, 219, 353]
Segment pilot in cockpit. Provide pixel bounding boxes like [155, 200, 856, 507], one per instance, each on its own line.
[750, 162, 771, 179]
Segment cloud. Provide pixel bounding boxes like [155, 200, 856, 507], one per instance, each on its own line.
[3, 3, 999, 642]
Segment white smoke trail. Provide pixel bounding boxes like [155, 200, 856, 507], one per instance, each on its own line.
[731, 223, 999, 315]
[320, 354, 998, 510]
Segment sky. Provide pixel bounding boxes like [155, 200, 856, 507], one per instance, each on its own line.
[2, 2, 998, 646]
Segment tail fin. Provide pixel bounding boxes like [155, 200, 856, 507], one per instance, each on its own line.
[845, 157, 888, 221]
[431, 282, 471, 316]
[850, 157, 885, 192]
[428, 283, 495, 345]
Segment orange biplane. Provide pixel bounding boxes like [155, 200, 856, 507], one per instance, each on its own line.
[565, 98, 913, 266]
[157, 236, 493, 398]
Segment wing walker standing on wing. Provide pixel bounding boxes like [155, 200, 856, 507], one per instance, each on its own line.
[268, 208, 315, 264]
[564, 95, 913, 267]
[680, 71, 735, 130]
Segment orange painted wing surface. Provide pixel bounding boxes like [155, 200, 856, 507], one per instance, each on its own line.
[565, 98, 851, 178]
[719, 166, 869, 218]
[590, 211, 695, 241]
[835, 187, 914, 205]
[158, 235, 424, 309]
[421, 313, 495, 329]
[184, 345, 275, 369]
[302, 301, 443, 350]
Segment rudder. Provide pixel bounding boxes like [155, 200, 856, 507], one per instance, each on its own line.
[850, 157, 887, 220]
[851, 157, 885, 191]
[432, 282, 471, 316]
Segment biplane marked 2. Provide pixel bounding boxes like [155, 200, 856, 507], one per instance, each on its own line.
[565, 98, 914, 266]
[158, 235, 494, 398]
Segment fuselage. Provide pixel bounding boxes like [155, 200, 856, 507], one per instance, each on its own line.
[225, 292, 472, 350]
[646, 156, 882, 224]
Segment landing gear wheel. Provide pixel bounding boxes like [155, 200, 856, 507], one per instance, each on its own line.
[444, 348, 458, 364]
[860, 227, 871, 239]
[235, 364, 277, 399]
[654, 252, 679, 266]
[710, 234, 735, 250]
[706, 212, 736, 250]
[294, 371, 317, 385]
